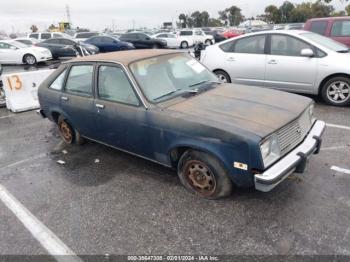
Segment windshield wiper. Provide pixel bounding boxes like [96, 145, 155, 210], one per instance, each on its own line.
[188, 80, 220, 88]
[153, 89, 180, 101]
[337, 49, 350, 53]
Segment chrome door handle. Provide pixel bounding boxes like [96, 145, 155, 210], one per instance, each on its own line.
[227, 57, 236, 61]
[268, 60, 277, 64]
[96, 104, 105, 109]
[61, 96, 69, 101]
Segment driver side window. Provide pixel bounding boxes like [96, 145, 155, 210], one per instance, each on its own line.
[98, 66, 139, 106]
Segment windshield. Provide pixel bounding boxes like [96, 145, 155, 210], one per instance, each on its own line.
[129, 54, 218, 103]
[301, 32, 349, 52]
[11, 41, 30, 48]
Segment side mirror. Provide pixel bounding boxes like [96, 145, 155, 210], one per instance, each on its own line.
[301, 48, 314, 57]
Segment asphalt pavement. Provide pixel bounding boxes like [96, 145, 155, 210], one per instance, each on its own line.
[0, 98, 350, 259]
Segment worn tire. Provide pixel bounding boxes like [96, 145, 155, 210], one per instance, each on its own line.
[180, 41, 189, 49]
[205, 39, 213, 45]
[214, 70, 231, 83]
[23, 54, 37, 65]
[57, 116, 85, 145]
[321, 76, 350, 106]
[178, 150, 232, 199]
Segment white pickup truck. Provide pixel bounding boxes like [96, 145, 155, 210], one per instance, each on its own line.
[177, 29, 215, 48]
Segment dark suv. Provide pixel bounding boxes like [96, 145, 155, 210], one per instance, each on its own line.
[119, 33, 167, 49]
[304, 17, 350, 47]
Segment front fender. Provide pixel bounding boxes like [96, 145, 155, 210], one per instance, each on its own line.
[167, 136, 255, 188]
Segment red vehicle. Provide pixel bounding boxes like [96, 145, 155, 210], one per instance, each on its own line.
[304, 17, 350, 47]
[222, 29, 243, 39]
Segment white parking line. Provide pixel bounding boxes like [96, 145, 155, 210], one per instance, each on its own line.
[331, 166, 350, 175]
[0, 153, 47, 170]
[321, 145, 350, 151]
[0, 115, 15, 119]
[0, 184, 82, 262]
[326, 123, 350, 131]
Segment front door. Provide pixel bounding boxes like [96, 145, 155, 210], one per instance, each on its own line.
[265, 34, 317, 93]
[60, 63, 96, 138]
[93, 64, 149, 156]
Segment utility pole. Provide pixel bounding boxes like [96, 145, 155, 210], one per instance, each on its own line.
[66, 4, 72, 25]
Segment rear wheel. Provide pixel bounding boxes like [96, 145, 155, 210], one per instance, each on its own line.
[57, 116, 84, 145]
[205, 39, 213, 45]
[0, 87, 5, 107]
[214, 70, 231, 83]
[180, 41, 189, 49]
[321, 77, 350, 106]
[178, 150, 232, 199]
[23, 54, 37, 65]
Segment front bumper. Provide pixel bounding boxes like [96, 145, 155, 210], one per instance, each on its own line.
[254, 120, 326, 192]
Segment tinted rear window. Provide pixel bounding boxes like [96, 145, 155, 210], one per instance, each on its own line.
[310, 21, 328, 35]
[180, 31, 193, 36]
[331, 20, 350, 37]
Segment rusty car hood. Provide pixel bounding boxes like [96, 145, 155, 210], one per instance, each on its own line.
[165, 83, 312, 138]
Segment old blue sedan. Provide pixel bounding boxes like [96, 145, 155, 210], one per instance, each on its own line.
[38, 50, 325, 199]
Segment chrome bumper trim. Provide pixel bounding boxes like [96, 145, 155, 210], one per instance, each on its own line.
[254, 120, 326, 192]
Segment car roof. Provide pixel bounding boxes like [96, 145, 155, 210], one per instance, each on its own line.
[70, 49, 182, 65]
[307, 16, 350, 22]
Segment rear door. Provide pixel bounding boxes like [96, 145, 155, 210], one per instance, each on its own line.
[264, 34, 317, 93]
[61, 63, 96, 138]
[93, 63, 149, 155]
[219, 34, 267, 86]
[0, 42, 19, 63]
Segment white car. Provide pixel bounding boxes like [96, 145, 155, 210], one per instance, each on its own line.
[153, 33, 185, 48]
[73, 32, 99, 42]
[0, 40, 52, 65]
[201, 30, 350, 106]
[177, 29, 215, 48]
[27, 32, 72, 41]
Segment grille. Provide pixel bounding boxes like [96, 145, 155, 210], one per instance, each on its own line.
[276, 110, 312, 156]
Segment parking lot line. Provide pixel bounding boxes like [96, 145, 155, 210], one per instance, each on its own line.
[326, 123, 350, 131]
[0, 184, 82, 262]
[321, 145, 350, 151]
[0, 153, 47, 170]
[0, 115, 15, 119]
[331, 166, 350, 175]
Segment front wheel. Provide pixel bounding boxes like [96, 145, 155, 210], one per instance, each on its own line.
[23, 54, 37, 65]
[180, 41, 189, 49]
[178, 150, 232, 199]
[321, 77, 350, 106]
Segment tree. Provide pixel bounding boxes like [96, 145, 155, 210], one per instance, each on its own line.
[30, 25, 38, 32]
[219, 6, 243, 26]
[265, 5, 281, 23]
[346, 4, 350, 15]
[191, 11, 202, 27]
[208, 18, 223, 27]
[179, 13, 187, 28]
[279, 1, 295, 23]
[201, 11, 210, 27]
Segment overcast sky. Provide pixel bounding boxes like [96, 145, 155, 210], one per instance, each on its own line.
[0, 0, 347, 33]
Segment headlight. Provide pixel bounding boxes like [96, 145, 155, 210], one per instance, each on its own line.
[260, 134, 281, 168]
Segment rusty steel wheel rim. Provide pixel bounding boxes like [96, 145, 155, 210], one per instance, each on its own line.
[59, 121, 73, 143]
[184, 160, 216, 196]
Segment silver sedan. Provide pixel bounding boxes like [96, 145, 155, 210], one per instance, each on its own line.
[201, 30, 350, 106]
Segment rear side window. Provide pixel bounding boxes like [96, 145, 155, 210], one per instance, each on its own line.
[98, 66, 139, 106]
[234, 35, 266, 54]
[310, 21, 328, 35]
[53, 33, 62, 38]
[65, 65, 94, 96]
[180, 31, 193, 36]
[29, 33, 38, 39]
[331, 21, 350, 37]
[219, 40, 235, 52]
[41, 33, 51, 40]
[49, 69, 67, 90]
